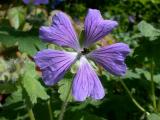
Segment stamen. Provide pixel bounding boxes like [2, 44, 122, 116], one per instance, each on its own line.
[81, 48, 90, 55]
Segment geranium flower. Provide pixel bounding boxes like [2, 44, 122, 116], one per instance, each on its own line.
[23, 0, 48, 5]
[34, 9, 131, 101]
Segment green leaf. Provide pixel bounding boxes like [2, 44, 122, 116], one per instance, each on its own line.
[81, 113, 106, 120]
[71, 99, 102, 112]
[58, 73, 73, 102]
[21, 61, 49, 105]
[4, 87, 23, 106]
[154, 74, 160, 84]
[138, 21, 160, 39]
[123, 70, 141, 79]
[7, 7, 26, 29]
[0, 82, 17, 94]
[151, 0, 160, 3]
[0, 32, 46, 55]
[18, 36, 46, 55]
[147, 113, 160, 120]
[0, 117, 8, 120]
[133, 0, 160, 5]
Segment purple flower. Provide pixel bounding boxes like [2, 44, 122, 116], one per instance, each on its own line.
[23, 0, 48, 5]
[128, 16, 135, 23]
[34, 9, 131, 101]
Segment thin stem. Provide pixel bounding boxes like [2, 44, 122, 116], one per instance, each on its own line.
[27, 108, 36, 120]
[150, 59, 157, 111]
[58, 83, 72, 120]
[47, 99, 54, 120]
[119, 78, 149, 115]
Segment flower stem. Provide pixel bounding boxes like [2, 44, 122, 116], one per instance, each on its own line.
[27, 108, 36, 120]
[58, 83, 72, 120]
[150, 59, 157, 112]
[47, 99, 53, 120]
[119, 78, 149, 115]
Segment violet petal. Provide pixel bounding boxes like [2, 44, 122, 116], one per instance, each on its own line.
[23, 0, 48, 5]
[34, 49, 77, 86]
[72, 57, 105, 101]
[39, 12, 80, 51]
[88, 43, 131, 76]
[84, 9, 118, 47]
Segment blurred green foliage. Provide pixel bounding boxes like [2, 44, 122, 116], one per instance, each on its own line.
[0, 0, 160, 120]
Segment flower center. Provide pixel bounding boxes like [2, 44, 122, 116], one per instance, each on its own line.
[81, 48, 90, 55]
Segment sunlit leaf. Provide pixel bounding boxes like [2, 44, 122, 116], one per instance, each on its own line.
[147, 113, 160, 120]
[138, 21, 160, 39]
[21, 61, 49, 105]
[7, 7, 26, 29]
[151, 0, 160, 4]
[58, 73, 73, 102]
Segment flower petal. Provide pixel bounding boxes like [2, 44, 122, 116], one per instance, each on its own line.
[72, 57, 105, 101]
[34, 49, 77, 86]
[23, 0, 30, 4]
[39, 12, 80, 51]
[90, 75, 105, 100]
[84, 9, 118, 47]
[23, 0, 48, 5]
[88, 43, 131, 76]
[34, 0, 48, 5]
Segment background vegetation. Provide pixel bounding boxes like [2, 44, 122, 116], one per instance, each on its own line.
[0, 0, 160, 120]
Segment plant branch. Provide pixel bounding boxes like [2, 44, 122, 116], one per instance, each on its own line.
[150, 59, 157, 112]
[58, 82, 72, 120]
[119, 78, 149, 115]
[27, 108, 36, 120]
[47, 99, 54, 120]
